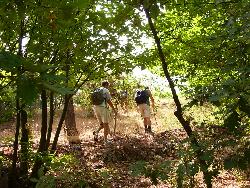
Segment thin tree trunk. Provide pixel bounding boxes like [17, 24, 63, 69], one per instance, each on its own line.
[38, 89, 48, 152]
[65, 97, 81, 144]
[46, 91, 55, 149]
[143, 6, 212, 188]
[20, 109, 29, 187]
[9, 15, 25, 187]
[51, 95, 71, 152]
[8, 98, 21, 188]
[30, 89, 48, 179]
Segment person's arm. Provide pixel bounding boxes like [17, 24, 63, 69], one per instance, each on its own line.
[105, 89, 117, 113]
[107, 100, 117, 113]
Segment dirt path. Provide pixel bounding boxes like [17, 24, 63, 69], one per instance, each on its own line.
[0, 103, 249, 187]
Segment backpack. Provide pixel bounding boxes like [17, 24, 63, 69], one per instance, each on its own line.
[135, 90, 149, 104]
[91, 88, 105, 105]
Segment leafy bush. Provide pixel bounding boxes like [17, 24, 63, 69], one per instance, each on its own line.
[0, 88, 15, 123]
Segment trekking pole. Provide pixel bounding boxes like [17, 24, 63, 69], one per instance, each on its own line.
[113, 111, 117, 136]
[153, 108, 159, 127]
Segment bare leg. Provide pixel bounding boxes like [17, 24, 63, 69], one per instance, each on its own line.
[103, 123, 110, 143]
[143, 118, 148, 131]
[144, 117, 152, 132]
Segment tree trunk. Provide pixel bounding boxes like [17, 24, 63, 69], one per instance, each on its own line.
[8, 98, 21, 188]
[9, 16, 25, 188]
[65, 97, 81, 144]
[63, 49, 80, 144]
[20, 109, 29, 187]
[143, 6, 212, 188]
[30, 89, 48, 180]
[51, 95, 71, 152]
[38, 89, 48, 152]
[46, 91, 55, 149]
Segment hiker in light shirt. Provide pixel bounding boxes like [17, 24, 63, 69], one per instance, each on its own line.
[92, 81, 117, 144]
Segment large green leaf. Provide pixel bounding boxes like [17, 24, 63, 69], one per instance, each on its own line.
[23, 63, 57, 74]
[17, 76, 39, 105]
[0, 52, 22, 72]
[42, 83, 74, 95]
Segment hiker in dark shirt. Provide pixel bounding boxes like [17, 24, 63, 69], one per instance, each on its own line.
[135, 86, 155, 133]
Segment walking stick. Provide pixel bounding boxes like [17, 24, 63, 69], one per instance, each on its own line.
[113, 112, 117, 136]
[153, 108, 159, 127]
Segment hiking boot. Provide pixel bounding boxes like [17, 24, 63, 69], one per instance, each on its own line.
[146, 126, 153, 134]
[93, 131, 98, 142]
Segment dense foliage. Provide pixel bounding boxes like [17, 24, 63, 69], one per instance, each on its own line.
[150, 1, 250, 121]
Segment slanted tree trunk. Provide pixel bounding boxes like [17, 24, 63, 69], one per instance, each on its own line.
[143, 5, 213, 188]
[65, 98, 81, 144]
[51, 95, 71, 152]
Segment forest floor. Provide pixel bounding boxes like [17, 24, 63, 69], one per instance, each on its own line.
[0, 99, 250, 187]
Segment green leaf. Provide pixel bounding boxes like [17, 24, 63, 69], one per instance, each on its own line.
[63, 4, 74, 15]
[238, 96, 250, 116]
[160, 160, 171, 169]
[130, 161, 147, 176]
[237, 158, 248, 170]
[36, 175, 56, 188]
[150, 4, 160, 20]
[78, 179, 87, 188]
[224, 110, 240, 132]
[24, 63, 57, 73]
[30, 177, 39, 183]
[42, 83, 74, 95]
[224, 158, 236, 170]
[208, 95, 221, 102]
[100, 170, 109, 179]
[200, 152, 213, 162]
[176, 163, 185, 188]
[17, 76, 38, 105]
[0, 52, 22, 72]
[150, 169, 159, 185]
[41, 73, 67, 84]
[189, 163, 199, 176]
[37, 166, 44, 178]
[74, 0, 90, 9]
[143, 0, 151, 9]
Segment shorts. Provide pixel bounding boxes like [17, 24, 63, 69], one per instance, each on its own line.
[93, 105, 111, 124]
[138, 103, 151, 118]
